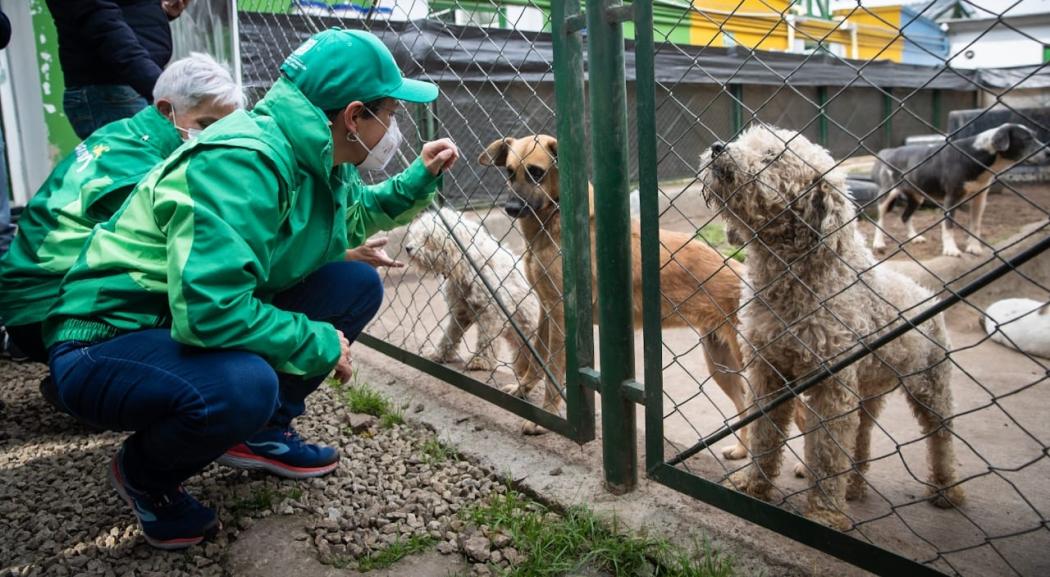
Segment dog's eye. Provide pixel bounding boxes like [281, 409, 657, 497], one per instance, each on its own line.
[526, 165, 547, 183]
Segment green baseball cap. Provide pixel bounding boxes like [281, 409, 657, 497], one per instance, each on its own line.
[281, 28, 438, 111]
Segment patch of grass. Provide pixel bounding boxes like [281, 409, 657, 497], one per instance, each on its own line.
[380, 404, 405, 429]
[354, 535, 437, 572]
[331, 374, 405, 428]
[695, 222, 746, 263]
[227, 485, 301, 517]
[421, 436, 455, 465]
[465, 491, 734, 577]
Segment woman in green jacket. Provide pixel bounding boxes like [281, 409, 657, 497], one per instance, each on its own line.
[45, 29, 458, 549]
[0, 52, 242, 364]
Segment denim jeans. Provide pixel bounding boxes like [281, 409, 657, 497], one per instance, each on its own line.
[63, 85, 149, 140]
[0, 136, 14, 258]
[48, 261, 385, 491]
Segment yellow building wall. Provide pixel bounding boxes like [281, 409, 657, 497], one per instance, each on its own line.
[833, 6, 904, 61]
[688, 0, 792, 50]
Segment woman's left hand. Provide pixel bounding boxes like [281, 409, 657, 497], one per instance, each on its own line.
[421, 138, 459, 175]
[345, 236, 404, 268]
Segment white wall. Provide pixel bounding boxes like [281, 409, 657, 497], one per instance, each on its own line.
[948, 21, 1050, 69]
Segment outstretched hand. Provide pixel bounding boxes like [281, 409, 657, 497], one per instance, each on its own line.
[421, 138, 459, 175]
[345, 237, 404, 268]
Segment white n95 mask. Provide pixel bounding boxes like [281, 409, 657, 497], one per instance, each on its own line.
[356, 117, 402, 172]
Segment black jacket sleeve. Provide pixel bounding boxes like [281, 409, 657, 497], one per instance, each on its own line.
[0, 10, 11, 50]
[46, 0, 164, 99]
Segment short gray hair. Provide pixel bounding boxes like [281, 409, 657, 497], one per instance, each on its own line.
[153, 52, 244, 111]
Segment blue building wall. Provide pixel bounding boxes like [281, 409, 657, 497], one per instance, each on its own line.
[900, 6, 950, 66]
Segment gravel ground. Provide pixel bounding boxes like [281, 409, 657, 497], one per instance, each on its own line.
[0, 359, 517, 577]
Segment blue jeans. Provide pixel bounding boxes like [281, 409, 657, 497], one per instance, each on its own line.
[0, 136, 14, 258]
[48, 261, 384, 492]
[63, 85, 149, 140]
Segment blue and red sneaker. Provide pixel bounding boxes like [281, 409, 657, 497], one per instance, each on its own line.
[217, 427, 339, 479]
[108, 448, 220, 550]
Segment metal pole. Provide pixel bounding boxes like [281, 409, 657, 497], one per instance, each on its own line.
[587, 0, 637, 493]
[633, 0, 665, 474]
[882, 88, 894, 148]
[817, 86, 829, 147]
[552, 0, 596, 443]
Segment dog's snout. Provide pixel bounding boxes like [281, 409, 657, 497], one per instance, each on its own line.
[711, 141, 726, 156]
[405, 245, 414, 254]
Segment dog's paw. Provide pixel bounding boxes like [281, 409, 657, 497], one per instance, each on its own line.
[805, 508, 852, 532]
[911, 234, 928, 244]
[872, 239, 887, 252]
[941, 244, 962, 258]
[721, 443, 748, 460]
[793, 461, 806, 478]
[929, 485, 965, 509]
[846, 477, 867, 501]
[465, 356, 497, 371]
[964, 241, 985, 256]
[426, 350, 458, 364]
[501, 383, 526, 398]
[521, 421, 548, 436]
[724, 470, 772, 501]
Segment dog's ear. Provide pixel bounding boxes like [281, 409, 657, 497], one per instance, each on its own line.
[544, 137, 558, 162]
[991, 126, 1012, 152]
[803, 170, 851, 238]
[480, 138, 513, 167]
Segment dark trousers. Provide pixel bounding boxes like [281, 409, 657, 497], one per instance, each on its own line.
[48, 262, 384, 491]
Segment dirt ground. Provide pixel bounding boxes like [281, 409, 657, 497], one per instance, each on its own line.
[371, 184, 1050, 577]
[857, 183, 1050, 261]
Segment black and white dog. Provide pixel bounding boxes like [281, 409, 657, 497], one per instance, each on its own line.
[872, 123, 1049, 257]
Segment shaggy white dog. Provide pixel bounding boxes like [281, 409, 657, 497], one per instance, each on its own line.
[699, 125, 964, 531]
[404, 208, 543, 397]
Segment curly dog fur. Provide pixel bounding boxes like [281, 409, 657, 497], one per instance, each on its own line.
[404, 208, 543, 396]
[699, 125, 964, 530]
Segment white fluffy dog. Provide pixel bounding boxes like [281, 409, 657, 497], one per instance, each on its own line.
[404, 208, 543, 397]
[699, 125, 964, 530]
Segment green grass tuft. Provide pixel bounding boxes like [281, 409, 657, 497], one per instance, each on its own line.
[354, 535, 437, 572]
[696, 222, 746, 263]
[465, 491, 734, 577]
[227, 486, 301, 517]
[421, 437, 455, 465]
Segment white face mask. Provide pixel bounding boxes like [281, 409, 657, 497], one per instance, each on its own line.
[355, 116, 402, 172]
[169, 106, 201, 142]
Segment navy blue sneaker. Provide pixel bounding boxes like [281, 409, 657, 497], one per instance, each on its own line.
[217, 427, 339, 479]
[108, 448, 220, 550]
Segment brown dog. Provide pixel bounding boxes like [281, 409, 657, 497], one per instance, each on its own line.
[480, 135, 751, 457]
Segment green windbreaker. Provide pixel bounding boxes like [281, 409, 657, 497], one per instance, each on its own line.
[44, 78, 439, 377]
[0, 106, 182, 327]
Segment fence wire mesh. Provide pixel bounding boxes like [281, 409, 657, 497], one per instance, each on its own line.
[238, 1, 1049, 574]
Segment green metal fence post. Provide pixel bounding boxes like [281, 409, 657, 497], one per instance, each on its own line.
[551, 0, 596, 443]
[586, 0, 637, 493]
[633, 0, 664, 474]
[730, 84, 744, 134]
[817, 86, 829, 147]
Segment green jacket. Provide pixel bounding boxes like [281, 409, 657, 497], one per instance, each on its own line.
[44, 78, 439, 377]
[0, 106, 182, 327]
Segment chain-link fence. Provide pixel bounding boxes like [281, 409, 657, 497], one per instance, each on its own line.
[238, 1, 1049, 574]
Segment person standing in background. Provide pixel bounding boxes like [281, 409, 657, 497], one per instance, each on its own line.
[0, 6, 13, 258]
[45, 0, 192, 139]
[0, 7, 19, 369]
